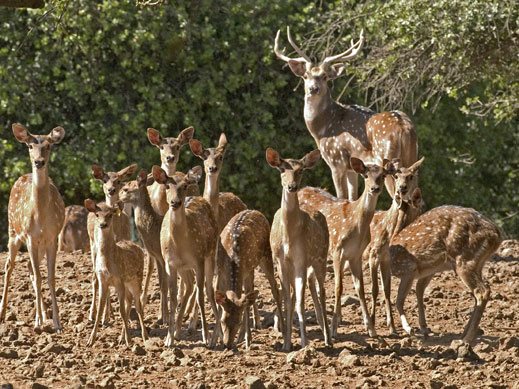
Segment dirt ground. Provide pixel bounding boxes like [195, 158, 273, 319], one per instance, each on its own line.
[0, 240, 518, 388]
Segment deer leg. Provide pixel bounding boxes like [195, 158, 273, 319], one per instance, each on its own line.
[102, 292, 112, 326]
[308, 271, 324, 330]
[205, 256, 221, 349]
[279, 265, 293, 352]
[194, 267, 208, 346]
[130, 281, 148, 342]
[115, 284, 130, 346]
[164, 265, 178, 348]
[0, 237, 21, 322]
[87, 276, 107, 346]
[459, 267, 490, 343]
[350, 258, 377, 337]
[46, 239, 62, 332]
[156, 256, 169, 326]
[369, 248, 380, 328]
[88, 247, 97, 322]
[314, 263, 332, 347]
[142, 251, 154, 308]
[294, 268, 308, 348]
[395, 275, 414, 335]
[379, 253, 397, 335]
[174, 271, 193, 340]
[27, 242, 45, 328]
[416, 275, 433, 335]
[260, 256, 284, 333]
[331, 253, 344, 338]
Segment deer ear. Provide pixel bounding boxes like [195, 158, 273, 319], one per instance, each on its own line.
[215, 290, 228, 306]
[137, 170, 148, 185]
[328, 63, 346, 80]
[265, 148, 282, 168]
[410, 156, 425, 173]
[12, 123, 33, 144]
[147, 128, 162, 147]
[383, 159, 396, 176]
[216, 133, 228, 153]
[84, 199, 97, 213]
[411, 187, 422, 208]
[91, 164, 108, 182]
[178, 126, 195, 145]
[189, 139, 208, 160]
[48, 126, 65, 144]
[287, 59, 306, 77]
[302, 149, 321, 170]
[187, 165, 203, 184]
[118, 163, 138, 181]
[350, 157, 367, 175]
[152, 165, 168, 185]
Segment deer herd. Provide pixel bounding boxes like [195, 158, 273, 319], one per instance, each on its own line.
[0, 29, 502, 355]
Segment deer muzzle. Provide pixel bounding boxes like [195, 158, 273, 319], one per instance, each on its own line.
[170, 200, 182, 210]
[34, 159, 45, 169]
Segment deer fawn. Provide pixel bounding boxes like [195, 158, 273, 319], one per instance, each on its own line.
[152, 165, 220, 347]
[0, 124, 65, 331]
[363, 158, 424, 334]
[274, 27, 417, 200]
[299, 157, 395, 338]
[84, 199, 148, 346]
[119, 170, 169, 325]
[147, 127, 197, 216]
[215, 209, 284, 349]
[58, 205, 90, 253]
[267, 148, 331, 351]
[87, 163, 137, 323]
[389, 201, 502, 343]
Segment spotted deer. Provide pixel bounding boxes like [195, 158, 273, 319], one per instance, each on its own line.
[389, 203, 502, 343]
[363, 157, 424, 334]
[215, 209, 284, 349]
[298, 157, 394, 339]
[119, 170, 169, 325]
[58, 205, 90, 253]
[274, 27, 417, 200]
[267, 148, 331, 351]
[147, 127, 198, 216]
[0, 124, 66, 331]
[84, 199, 148, 346]
[87, 163, 137, 323]
[152, 165, 220, 347]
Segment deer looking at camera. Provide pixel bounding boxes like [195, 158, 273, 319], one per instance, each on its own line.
[389, 202, 502, 344]
[274, 27, 417, 200]
[267, 148, 331, 351]
[0, 123, 65, 332]
[363, 157, 424, 334]
[215, 209, 284, 349]
[299, 157, 395, 339]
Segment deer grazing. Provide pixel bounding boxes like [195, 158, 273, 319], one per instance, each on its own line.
[87, 163, 138, 323]
[59, 205, 90, 253]
[152, 165, 220, 347]
[274, 27, 417, 200]
[147, 127, 197, 216]
[267, 148, 331, 351]
[215, 209, 284, 349]
[84, 199, 148, 346]
[299, 157, 395, 338]
[0, 124, 66, 332]
[389, 202, 502, 343]
[363, 157, 424, 334]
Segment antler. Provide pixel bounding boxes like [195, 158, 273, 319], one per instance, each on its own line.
[274, 27, 311, 63]
[322, 29, 364, 65]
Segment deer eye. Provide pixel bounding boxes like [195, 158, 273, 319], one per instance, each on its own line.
[28, 144, 33, 149]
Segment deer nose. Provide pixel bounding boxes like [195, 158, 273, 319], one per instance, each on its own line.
[370, 185, 381, 194]
[99, 222, 108, 229]
[308, 85, 320, 95]
[170, 200, 182, 209]
[398, 184, 408, 195]
[108, 188, 116, 196]
[208, 166, 218, 174]
[34, 159, 45, 169]
[287, 183, 298, 192]
[166, 155, 175, 163]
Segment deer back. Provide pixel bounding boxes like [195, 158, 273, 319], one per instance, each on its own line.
[59, 205, 90, 252]
[217, 192, 247, 233]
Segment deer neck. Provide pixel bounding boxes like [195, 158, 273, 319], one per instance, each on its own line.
[134, 186, 161, 235]
[353, 188, 379, 228]
[96, 224, 117, 266]
[161, 162, 176, 177]
[383, 198, 405, 239]
[105, 194, 118, 208]
[304, 90, 335, 140]
[31, 165, 50, 214]
[281, 189, 303, 238]
[169, 204, 189, 241]
[203, 172, 220, 220]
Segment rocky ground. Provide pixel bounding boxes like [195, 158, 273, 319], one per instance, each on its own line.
[0, 240, 518, 388]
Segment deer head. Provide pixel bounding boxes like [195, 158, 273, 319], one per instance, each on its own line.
[350, 157, 395, 196]
[84, 199, 123, 230]
[189, 133, 228, 176]
[266, 148, 321, 193]
[152, 165, 203, 210]
[215, 289, 258, 349]
[91, 163, 138, 201]
[12, 123, 65, 171]
[147, 127, 194, 174]
[274, 27, 364, 98]
[393, 157, 425, 201]
[119, 170, 153, 204]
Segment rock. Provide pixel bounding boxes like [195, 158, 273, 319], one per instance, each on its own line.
[98, 375, 115, 389]
[41, 342, 69, 354]
[143, 338, 161, 351]
[341, 294, 360, 306]
[160, 349, 182, 366]
[400, 337, 413, 348]
[430, 380, 443, 389]
[338, 349, 361, 367]
[499, 336, 519, 350]
[32, 363, 45, 379]
[450, 340, 480, 361]
[63, 261, 75, 268]
[1, 384, 14, 389]
[286, 346, 316, 365]
[0, 349, 18, 359]
[30, 384, 48, 389]
[245, 375, 265, 389]
[132, 344, 146, 356]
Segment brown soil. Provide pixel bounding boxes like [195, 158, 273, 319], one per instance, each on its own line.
[0, 240, 518, 388]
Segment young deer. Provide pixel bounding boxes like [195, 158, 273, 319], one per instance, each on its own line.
[274, 28, 417, 200]
[215, 209, 284, 349]
[267, 148, 331, 351]
[119, 170, 169, 324]
[298, 157, 395, 338]
[363, 158, 424, 334]
[84, 199, 148, 346]
[147, 127, 197, 216]
[58, 205, 90, 253]
[152, 165, 220, 347]
[87, 163, 137, 323]
[0, 124, 65, 331]
[389, 203, 502, 343]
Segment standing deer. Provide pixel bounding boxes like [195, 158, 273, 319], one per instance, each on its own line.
[298, 157, 395, 338]
[58, 205, 90, 253]
[87, 163, 137, 323]
[215, 209, 284, 349]
[363, 157, 424, 334]
[84, 199, 148, 346]
[0, 123, 65, 331]
[147, 127, 197, 216]
[152, 165, 220, 347]
[389, 203, 502, 343]
[274, 27, 417, 200]
[267, 148, 331, 351]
